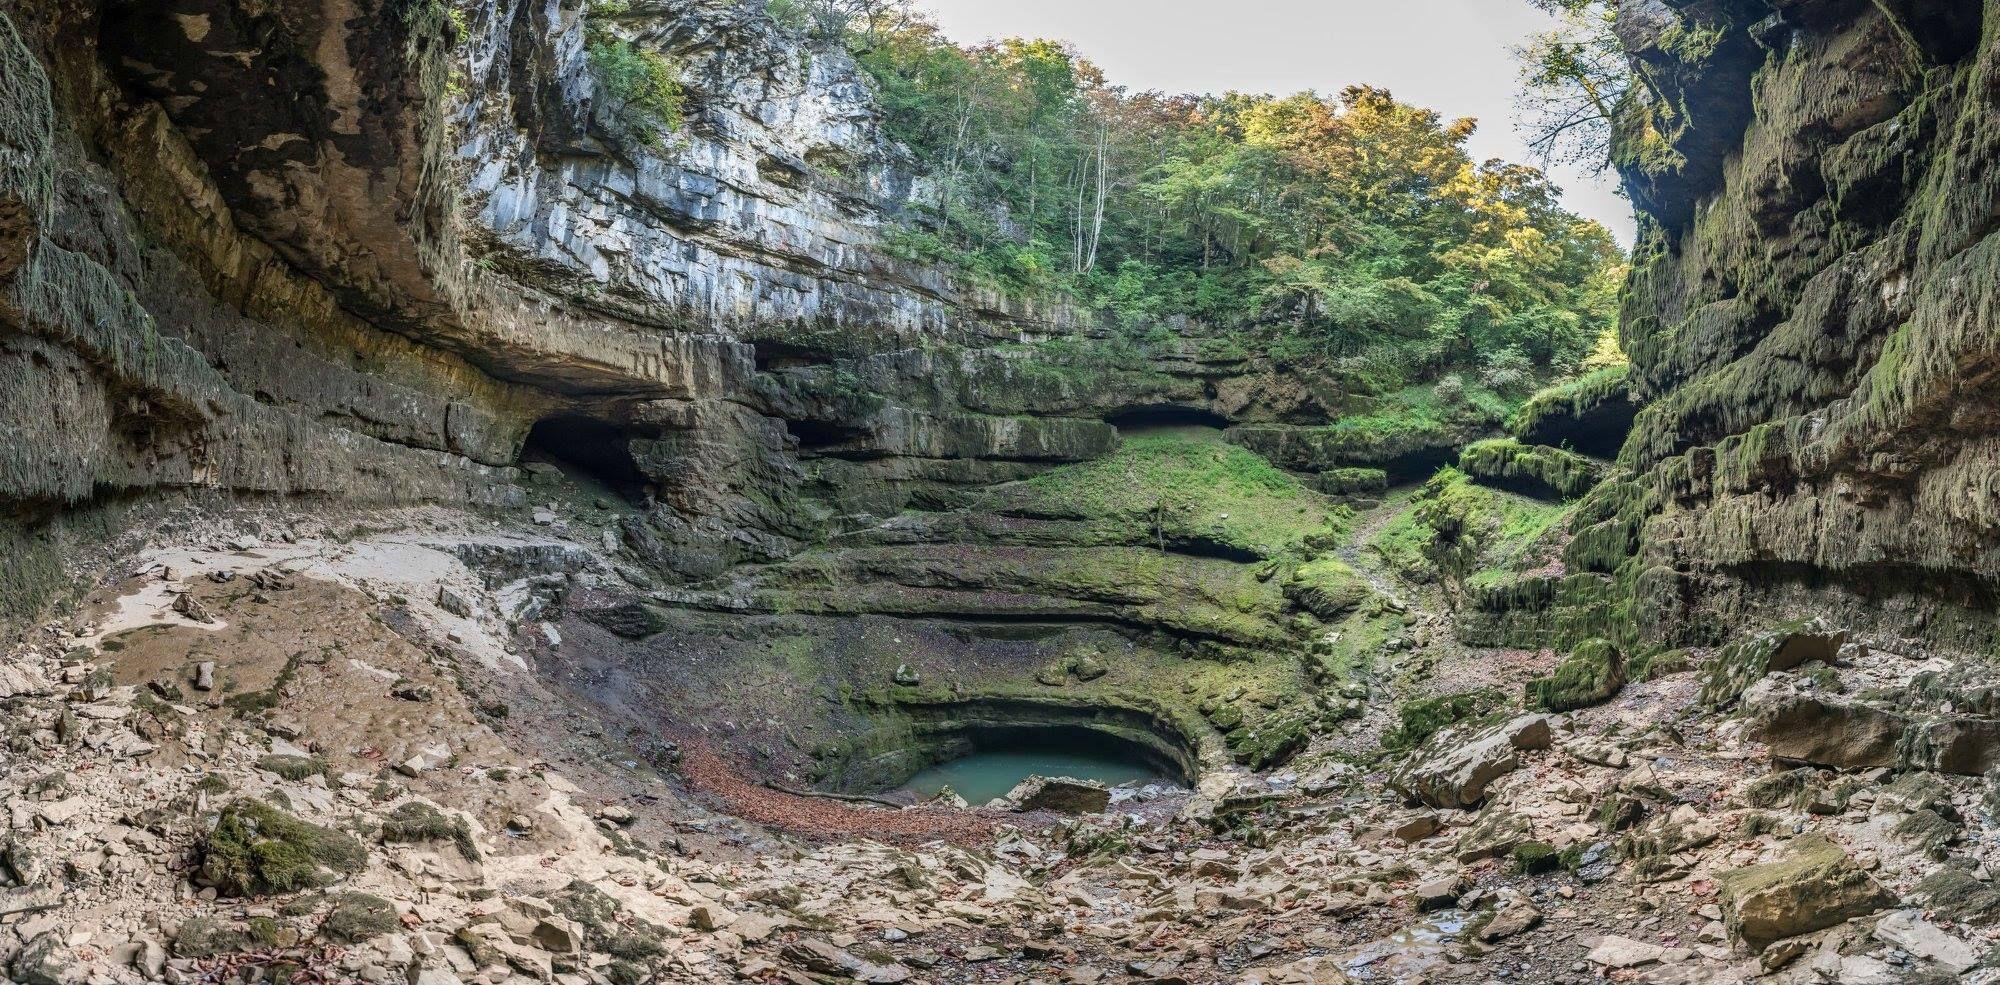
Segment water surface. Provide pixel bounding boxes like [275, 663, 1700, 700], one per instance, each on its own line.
[896, 749, 1166, 805]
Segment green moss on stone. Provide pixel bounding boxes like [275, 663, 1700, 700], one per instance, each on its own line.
[1284, 557, 1372, 618]
[1458, 438, 1605, 500]
[255, 755, 329, 782]
[1526, 638, 1625, 711]
[320, 892, 398, 944]
[379, 801, 479, 861]
[996, 434, 1342, 560]
[200, 799, 367, 897]
[1382, 690, 1496, 752]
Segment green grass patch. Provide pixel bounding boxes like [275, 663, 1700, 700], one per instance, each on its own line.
[997, 435, 1344, 559]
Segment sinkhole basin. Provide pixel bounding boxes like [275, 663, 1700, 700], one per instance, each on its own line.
[812, 694, 1206, 808]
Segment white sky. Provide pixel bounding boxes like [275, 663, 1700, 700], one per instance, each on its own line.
[920, 0, 1635, 246]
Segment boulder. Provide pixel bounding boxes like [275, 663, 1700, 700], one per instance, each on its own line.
[1702, 621, 1846, 706]
[1006, 776, 1111, 814]
[1716, 835, 1892, 951]
[1388, 811, 1440, 843]
[1391, 714, 1552, 810]
[1478, 897, 1543, 942]
[1749, 695, 1903, 770]
[581, 600, 668, 639]
[10, 931, 74, 985]
[436, 586, 476, 618]
[782, 938, 910, 984]
[1412, 873, 1465, 912]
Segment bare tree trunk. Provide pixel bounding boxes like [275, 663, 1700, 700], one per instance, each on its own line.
[1072, 156, 1086, 275]
[1084, 125, 1107, 272]
[943, 93, 971, 214]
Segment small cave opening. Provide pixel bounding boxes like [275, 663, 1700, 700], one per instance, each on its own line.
[1379, 446, 1461, 485]
[785, 418, 866, 452]
[1105, 405, 1232, 436]
[1531, 403, 1639, 460]
[752, 340, 838, 373]
[520, 414, 645, 501]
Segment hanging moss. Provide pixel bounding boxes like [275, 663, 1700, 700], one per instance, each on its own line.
[1458, 438, 1606, 500]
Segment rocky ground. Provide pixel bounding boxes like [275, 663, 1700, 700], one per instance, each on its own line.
[0, 498, 1990, 985]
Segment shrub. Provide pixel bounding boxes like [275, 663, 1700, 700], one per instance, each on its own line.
[586, 15, 686, 142]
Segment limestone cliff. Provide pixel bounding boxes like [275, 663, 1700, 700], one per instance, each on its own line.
[1606, 0, 1997, 647]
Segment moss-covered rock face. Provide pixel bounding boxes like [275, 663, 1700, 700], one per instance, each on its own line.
[199, 800, 368, 897]
[1506, 366, 1636, 458]
[1457, 439, 1605, 501]
[1605, 0, 2000, 649]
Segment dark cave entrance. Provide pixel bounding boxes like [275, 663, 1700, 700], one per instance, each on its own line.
[521, 414, 645, 501]
[1105, 405, 1232, 435]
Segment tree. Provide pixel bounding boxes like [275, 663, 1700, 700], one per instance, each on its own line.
[1514, 0, 1628, 173]
[847, 12, 1624, 386]
[770, 0, 914, 50]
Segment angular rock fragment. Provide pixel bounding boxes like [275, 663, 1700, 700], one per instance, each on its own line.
[1007, 776, 1111, 814]
[1391, 714, 1551, 810]
[1716, 834, 1891, 951]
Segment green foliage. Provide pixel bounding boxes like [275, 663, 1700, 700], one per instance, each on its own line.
[998, 434, 1343, 560]
[1513, 0, 1629, 173]
[586, 6, 686, 143]
[848, 16, 1624, 381]
[200, 799, 368, 897]
[1525, 637, 1624, 710]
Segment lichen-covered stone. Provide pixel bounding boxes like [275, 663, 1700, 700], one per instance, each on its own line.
[1716, 835, 1892, 952]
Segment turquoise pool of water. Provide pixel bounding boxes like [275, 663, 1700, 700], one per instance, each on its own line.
[895, 749, 1167, 805]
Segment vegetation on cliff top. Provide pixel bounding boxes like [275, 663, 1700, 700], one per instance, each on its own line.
[781, 2, 1623, 395]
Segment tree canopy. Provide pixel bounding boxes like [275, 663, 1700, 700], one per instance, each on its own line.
[805, 4, 1626, 390]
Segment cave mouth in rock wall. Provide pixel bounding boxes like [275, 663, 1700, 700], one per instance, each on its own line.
[521, 414, 645, 501]
[814, 697, 1201, 803]
[1105, 405, 1232, 436]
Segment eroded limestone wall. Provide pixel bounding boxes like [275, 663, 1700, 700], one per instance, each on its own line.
[1610, 0, 2000, 644]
